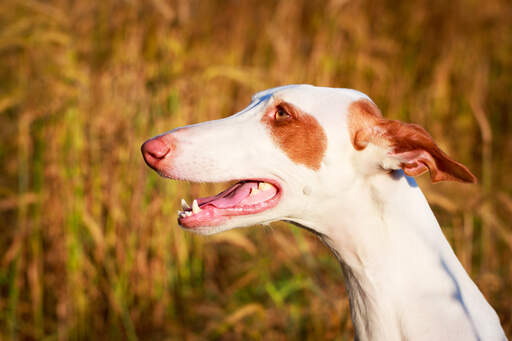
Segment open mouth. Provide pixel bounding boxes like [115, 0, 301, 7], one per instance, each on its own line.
[178, 180, 281, 228]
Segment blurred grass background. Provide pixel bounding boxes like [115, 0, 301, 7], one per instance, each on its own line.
[0, 0, 511, 339]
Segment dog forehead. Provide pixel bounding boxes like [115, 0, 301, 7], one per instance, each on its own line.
[252, 85, 372, 117]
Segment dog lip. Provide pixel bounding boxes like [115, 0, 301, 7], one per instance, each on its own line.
[177, 178, 282, 229]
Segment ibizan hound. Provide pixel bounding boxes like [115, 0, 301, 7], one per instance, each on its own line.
[141, 85, 507, 340]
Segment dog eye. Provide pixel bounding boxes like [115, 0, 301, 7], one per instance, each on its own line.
[274, 106, 290, 121]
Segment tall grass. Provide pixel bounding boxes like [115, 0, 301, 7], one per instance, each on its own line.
[0, 0, 511, 339]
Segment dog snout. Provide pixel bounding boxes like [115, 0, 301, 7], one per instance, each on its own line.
[141, 136, 172, 169]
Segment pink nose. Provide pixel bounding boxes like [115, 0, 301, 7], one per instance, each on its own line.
[141, 136, 171, 169]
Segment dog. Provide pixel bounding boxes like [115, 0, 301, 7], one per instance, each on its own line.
[142, 85, 507, 340]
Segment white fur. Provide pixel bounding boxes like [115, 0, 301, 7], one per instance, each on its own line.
[151, 85, 507, 340]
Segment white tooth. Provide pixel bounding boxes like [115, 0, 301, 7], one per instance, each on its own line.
[181, 199, 190, 210]
[258, 182, 272, 191]
[250, 187, 260, 196]
[192, 199, 201, 214]
[185, 211, 192, 217]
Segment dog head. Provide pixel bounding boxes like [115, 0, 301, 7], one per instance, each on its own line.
[142, 85, 475, 234]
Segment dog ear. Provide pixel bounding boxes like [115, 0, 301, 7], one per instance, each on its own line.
[348, 99, 477, 183]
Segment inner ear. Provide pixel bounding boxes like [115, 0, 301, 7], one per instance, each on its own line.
[348, 99, 477, 184]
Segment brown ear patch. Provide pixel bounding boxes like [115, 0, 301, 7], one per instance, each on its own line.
[262, 101, 327, 170]
[347, 99, 384, 150]
[348, 99, 477, 184]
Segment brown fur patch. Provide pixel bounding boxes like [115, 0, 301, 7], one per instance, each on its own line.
[348, 99, 477, 183]
[347, 99, 383, 150]
[262, 101, 327, 170]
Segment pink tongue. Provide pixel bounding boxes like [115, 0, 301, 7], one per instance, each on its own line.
[204, 182, 278, 208]
[208, 182, 258, 208]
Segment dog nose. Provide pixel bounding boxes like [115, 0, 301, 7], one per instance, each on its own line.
[141, 137, 171, 168]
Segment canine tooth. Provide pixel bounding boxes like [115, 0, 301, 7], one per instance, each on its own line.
[250, 187, 260, 196]
[258, 182, 272, 191]
[192, 199, 201, 213]
[181, 199, 190, 210]
[185, 211, 192, 217]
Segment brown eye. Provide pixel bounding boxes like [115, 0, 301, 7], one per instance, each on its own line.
[274, 106, 290, 121]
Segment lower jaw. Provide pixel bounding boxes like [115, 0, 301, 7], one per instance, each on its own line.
[178, 215, 228, 229]
[178, 201, 280, 228]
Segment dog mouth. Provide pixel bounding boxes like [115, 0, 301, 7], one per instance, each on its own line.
[177, 179, 281, 229]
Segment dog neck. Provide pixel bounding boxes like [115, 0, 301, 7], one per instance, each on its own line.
[295, 171, 499, 341]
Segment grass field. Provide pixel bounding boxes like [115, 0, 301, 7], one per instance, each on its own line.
[1, 0, 511, 339]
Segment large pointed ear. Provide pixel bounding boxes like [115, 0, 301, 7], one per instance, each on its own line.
[348, 99, 477, 183]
